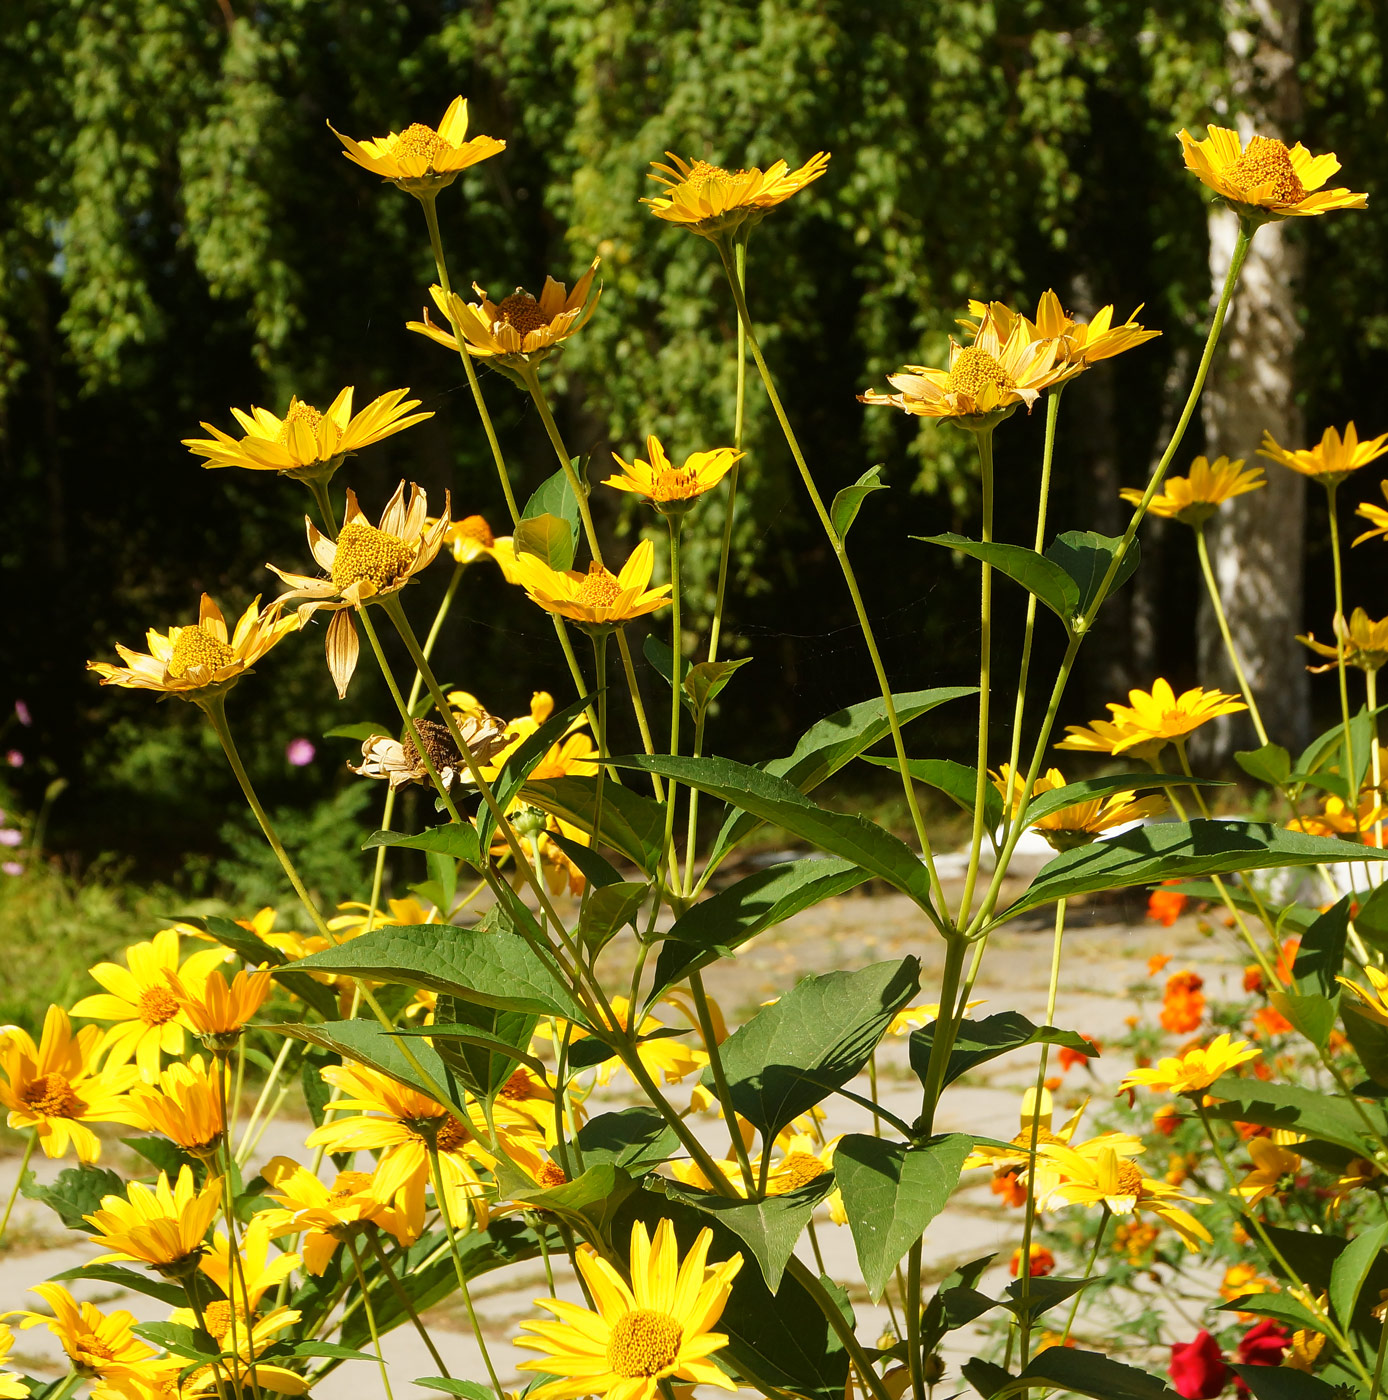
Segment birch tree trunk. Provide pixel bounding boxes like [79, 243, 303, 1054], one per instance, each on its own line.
[1195, 0, 1310, 761]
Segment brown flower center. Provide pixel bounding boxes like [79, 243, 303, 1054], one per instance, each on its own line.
[401, 718, 464, 777]
[778, 1150, 828, 1190]
[453, 514, 495, 548]
[167, 625, 236, 680]
[536, 1161, 568, 1188]
[22, 1072, 81, 1119]
[947, 346, 1016, 399]
[1227, 135, 1306, 205]
[434, 1116, 470, 1154]
[1114, 1158, 1144, 1195]
[606, 1308, 683, 1378]
[575, 562, 621, 609]
[138, 985, 181, 1027]
[276, 400, 323, 444]
[331, 520, 414, 591]
[393, 123, 449, 166]
[497, 292, 552, 338]
[500, 1069, 537, 1100]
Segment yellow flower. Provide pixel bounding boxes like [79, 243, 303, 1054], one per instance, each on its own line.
[197, 1214, 299, 1313]
[0, 1325, 25, 1400]
[604, 435, 743, 515]
[965, 289, 1160, 372]
[0, 1006, 138, 1161]
[1289, 791, 1388, 839]
[182, 387, 432, 483]
[87, 594, 298, 702]
[409, 259, 601, 369]
[964, 1091, 1143, 1182]
[165, 965, 273, 1039]
[1354, 481, 1388, 546]
[268, 481, 449, 697]
[1299, 608, 1388, 673]
[1119, 1033, 1261, 1095]
[14, 1283, 156, 1380]
[1232, 1137, 1302, 1207]
[1329, 1157, 1378, 1214]
[509, 538, 673, 632]
[125, 1054, 226, 1158]
[859, 307, 1064, 428]
[990, 764, 1165, 851]
[1259, 422, 1388, 487]
[515, 1219, 744, 1400]
[84, 1164, 223, 1272]
[539, 997, 707, 1088]
[1120, 455, 1266, 528]
[1037, 1144, 1212, 1251]
[70, 928, 228, 1081]
[260, 1157, 414, 1274]
[329, 96, 506, 193]
[1060, 678, 1245, 760]
[642, 150, 829, 238]
[1338, 963, 1388, 1027]
[1179, 125, 1367, 221]
[441, 513, 507, 565]
[1054, 715, 1167, 762]
[167, 1302, 309, 1397]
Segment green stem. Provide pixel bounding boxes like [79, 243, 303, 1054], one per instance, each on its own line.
[1195, 525, 1270, 746]
[784, 1256, 893, 1400]
[906, 1238, 925, 1400]
[662, 516, 685, 891]
[915, 935, 968, 1133]
[366, 1228, 451, 1379]
[305, 476, 340, 540]
[0, 1133, 35, 1246]
[1370, 669, 1384, 858]
[345, 1233, 395, 1400]
[1328, 482, 1359, 805]
[688, 968, 755, 1192]
[235, 1035, 294, 1167]
[216, 1057, 264, 1400]
[182, 1277, 232, 1400]
[1058, 1207, 1108, 1347]
[591, 629, 611, 891]
[1372, 1289, 1388, 1400]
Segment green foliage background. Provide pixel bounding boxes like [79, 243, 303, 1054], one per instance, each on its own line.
[2, 0, 1385, 889]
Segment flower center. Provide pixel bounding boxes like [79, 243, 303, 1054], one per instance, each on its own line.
[575, 562, 621, 609]
[454, 514, 495, 548]
[1010, 1126, 1063, 1149]
[138, 985, 181, 1027]
[948, 346, 1016, 398]
[22, 1071, 81, 1118]
[1227, 136, 1306, 204]
[649, 466, 703, 502]
[1114, 1158, 1144, 1195]
[497, 292, 552, 337]
[401, 718, 464, 776]
[276, 400, 323, 444]
[606, 1308, 684, 1378]
[779, 1150, 828, 1190]
[331, 521, 414, 591]
[393, 123, 449, 166]
[536, 1161, 568, 1188]
[79, 1338, 115, 1363]
[684, 159, 731, 192]
[200, 1300, 250, 1343]
[433, 1116, 470, 1154]
[500, 1069, 536, 1100]
[167, 625, 236, 679]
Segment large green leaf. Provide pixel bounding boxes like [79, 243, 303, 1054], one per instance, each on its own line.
[860, 756, 1003, 827]
[21, 1165, 127, 1231]
[431, 993, 540, 1100]
[909, 1013, 1094, 1089]
[290, 922, 587, 1022]
[519, 466, 580, 566]
[1205, 1075, 1386, 1158]
[831, 464, 887, 541]
[1018, 1347, 1176, 1399]
[575, 1108, 679, 1174]
[504, 1164, 637, 1240]
[524, 775, 665, 876]
[1342, 1004, 1388, 1089]
[1235, 742, 1292, 787]
[513, 512, 576, 570]
[1293, 895, 1352, 998]
[916, 532, 1079, 622]
[51, 1262, 184, 1308]
[575, 881, 648, 953]
[1330, 1220, 1388, 1326]
[363, 823, 483, 870]
[619, 754, 936, 910]
[997, 820, 1388, 924]
[1229, 1368, 1346, 1400]
[1043, 530, 1140, 619]
[713, 958, 920, 1138]
[834, 1133, 971, 1299]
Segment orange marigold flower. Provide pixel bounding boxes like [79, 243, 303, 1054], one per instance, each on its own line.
[1148, 889, 1188, 928]
[1253, 1005, 1293, 1038]
[991, 1169, 1027, 1208]
[1153, 1104, 1182, 1137]
[1148, 952, 1173, 976]
[1058, 1040, 1099, 1073]
[1244, 964, 1265, 994]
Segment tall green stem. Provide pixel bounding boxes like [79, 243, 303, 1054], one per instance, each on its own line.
[1058, 1207, 1109, 1347]
[366, 1229, 451, 1379]
[305, 477, 340, 540]
[345, 1233, 395, 1400]
[1328, 482, 1359, 803]
[662, 516, 685, 891]
[0, 1133, 35, 1246]
[906, 1237, 925, 1400]
[1195, 525, 1270, 746]
[688, 968, 755, 1192]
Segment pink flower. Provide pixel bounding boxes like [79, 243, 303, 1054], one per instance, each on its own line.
[286, 738, 316, 767]
[1, 862, 23, 878]
[13, 700, 30, 727]
[0, 830, 21, 848]
[5, 750, 22, 768]
[1170, 1331, 1228, 1398]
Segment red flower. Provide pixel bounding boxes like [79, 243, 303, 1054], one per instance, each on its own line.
[1059, 1038, 1100, 1072]
[1170, 1331, 1228, 1399]
[1236, 1318, 1289, 1368]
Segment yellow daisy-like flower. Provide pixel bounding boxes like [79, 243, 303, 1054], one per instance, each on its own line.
[964, 1091, 1139, 1173]
[604, 436, 743, 516]
[125, 1054, 226, 1158]
[509, 538, 673, 633]
[87, 594, 298, 703]
[1233, 1137, 1302, 1207]
[1287, 791, 1387, 840]
[539, 996, 707, 1089]
[1259, 422, 1388, 487]
[859, 308, 1064, 429]
[260, 1157, 414, 1274]
[15, 1284, 156, 1380]
[1354, 481, 1388, 547]
[1037, 1144, 1212, 1251]
[1055, 716, 1167, 763]
[329, 96, 506, 194]
[197, 1215, 299, 1314]
[516, 1218, 744, 1400]
[70, 928, 228, 1081]
[84, 1164, 222, 1272]
[966, 289, 1160, 373]
[1338, 963, 1388, 1028]
[182, 387, 432, 484]
[0, 1324, 26, 1400]
[1120, 455, 1266, 528]
[165, 965, 274, 1040]
[991, 764, 1166, 851]
[0, 1006, 138, 1162]
[170, 1303, 310, 1397]
[1178, 125, 1367, 221]
[1119, 1033, 1261, 1095]
[1060, 678, 1246, 761]
[440, 513, 509, 565]
[642, 150, 830, 239]
[409, 259, 601, 370]
[268, 481, 449, 697]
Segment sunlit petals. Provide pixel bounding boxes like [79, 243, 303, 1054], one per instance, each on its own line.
[1179, 125, 1366, 220]
[604, 436, 742, 515]
[328, 97, 506, 192]
[1119, 1034, 1261, 1095]
[1259, 422, 1388, 487]
[1122, 455, 1266, 527]
[165, 966, 273, 1038]
[509, 539, 673, 632]
[84, 1165, 223, 1270]
[642, 150, 830, 237]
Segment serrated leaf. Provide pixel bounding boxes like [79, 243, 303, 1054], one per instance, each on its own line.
[909, 1012, 1094, 1089]
[132, 1322, 219, 1360]
[1267, 988, 1337, 1047]
[505, 1163, 637, 1239]
[20, 1165, 126, 1230]
[363, 823, 483, 869]
[831, 465, 887, 540]
[1205, 1074, 1386, 1157]
[1216, 1290, 1329, 1333]
[917, 532, 1079, 622]
[642, 632, 690, 691]
[430, 993, 541, 1100]
[524, 775, 664, 876]
[1044, 530, 1140, 620]
[1002, 1273, 1104, 1320]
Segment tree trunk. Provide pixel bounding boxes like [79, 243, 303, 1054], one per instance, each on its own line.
[1195, 0, 1310, 761]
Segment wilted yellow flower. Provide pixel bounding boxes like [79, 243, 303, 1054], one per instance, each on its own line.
[409, 259, 601, 369]
[183, 387, 431, 483]
[329, 97, 505, 193]
[1259, 422, 1388, 486]
[165, 966, 273, 1040]
[604, 435, 742, 515]
[1119, 1033, 1261, 1095]
[965, 289, 1160, 373]
[642, 150, 830, 238]
[991, 764, 1165, 851]
[84, 1165, 222, 1273]
[1121, 455, 1266, 527]
[1298, 609, 1388, 673]
[509, 538, 673, 632]
[1179, 126, 1367, 220]
[87, 594, 298, 702]
[260, 1158, 414, 1274]
[126, 1055, 226, 1158]
[516, 1219, 744, 1400]
[350, 712, 510, 792]
[1232, 1137, 1302, 1206]
[860, 308, 1064, 428]
[14, 1284, 156, 1380]
[268, 481, 449, 697]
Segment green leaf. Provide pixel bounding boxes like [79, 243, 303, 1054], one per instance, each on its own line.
[1216, 1290, 1329, 1333]
[480, 693, 593, 851]
[961, 1358, 1013, 1397]
[860, 756, 1003, 827]
[920, 1256, 999, 1352]
[514, 511, 576, 570]
[683, 657, 753, 718]
[506, 1164, 637, 1240]
[642, 633, 690, 691]
[122, 1135, 197, 1177]
[917, 532, 1078, 623]
[1205, 1074, 1386, 1157]
[575, 1107, 679, 1173]
[1267, 989, 1337, 1048]
[1018, 1347, 1176, 1399]
[713, 958, 920, 1138]
[323, 720, 391, 742]
[1043, 530, 1140, 620]
[1235, 743, 1292, 786]
[1230, 1368, 1348, 1400]
[283, 1340, 379, 1361]
[524, 775, 665, 876]
[619, 754, 936, 910]
[547, 830, 625, 889]
[1168, 882, 1318, 933]
[132, 1322, 219, 1360]
[432, 993, 540, 1100]
[1022, 773, 1225, 826]
[831, 464, 887, 540]
[909, 1013, 1094, 1089]
[1342, 1004, 1388, 1088]
[1354, 882, 1388, 949]
[520, 467, 580, 565]
[363, 823, 483, 869]
[1002, 1274, 1103, 1321]
[653, 857, 870, 994]
[414, 1383, 494, 1400]
[834, 1133, 971, 1299]
[999, 820, 1388, 924]
[1330, 1219, 1388, 1326]
[50, 1263, 185, 1308]
[291, 922, 587, 1022]
[20, 1165, 126, 1230]
[1293, 896, 1351, 998]
[576, 881, 647, 953]
[666, 1176, 834, 1289]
